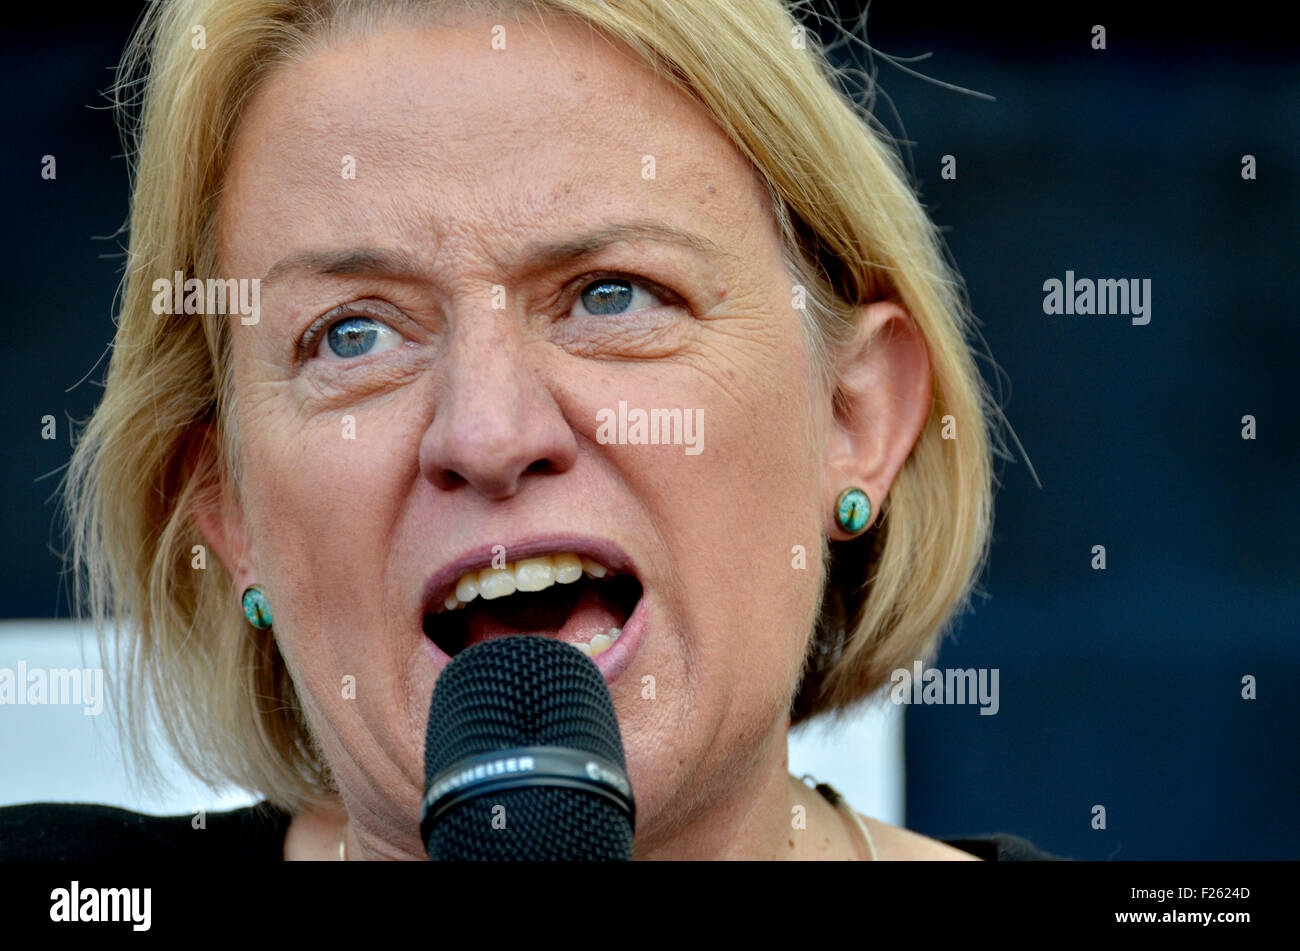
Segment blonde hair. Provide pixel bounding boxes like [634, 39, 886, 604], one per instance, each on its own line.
[66, 0, 1000, 813]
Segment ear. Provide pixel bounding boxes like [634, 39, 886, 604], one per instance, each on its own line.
[822, 301, 932, 538]
[185, 423, 257, 592]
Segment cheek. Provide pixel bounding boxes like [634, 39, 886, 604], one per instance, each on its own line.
[234, 385, 415, 657]
[662, 319, 825, 682]
[242, 415, 379, 547]
[238, 367, 419, 526]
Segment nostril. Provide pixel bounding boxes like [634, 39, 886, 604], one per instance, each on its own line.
[429, 470, 467, 492]
[417, 389, 579, 498]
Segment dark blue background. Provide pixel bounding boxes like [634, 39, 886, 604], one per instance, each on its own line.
[4, 2, 1296, 859]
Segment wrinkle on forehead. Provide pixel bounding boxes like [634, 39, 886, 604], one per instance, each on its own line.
[215, 3, 782, 319]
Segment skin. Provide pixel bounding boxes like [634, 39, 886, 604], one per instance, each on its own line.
[196, 7, 974, 860]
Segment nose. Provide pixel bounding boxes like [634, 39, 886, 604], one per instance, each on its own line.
[418, 309, 578, 499]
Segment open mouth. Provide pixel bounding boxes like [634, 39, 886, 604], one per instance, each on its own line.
[423, 553, 643, 660]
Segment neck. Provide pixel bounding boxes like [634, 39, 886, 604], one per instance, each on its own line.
[632, 731, 863, 860]
[318, 732, 863, 860]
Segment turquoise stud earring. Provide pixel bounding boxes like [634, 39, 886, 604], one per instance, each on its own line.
[835, 487, 871, 535]
[242, 585, 273, 629]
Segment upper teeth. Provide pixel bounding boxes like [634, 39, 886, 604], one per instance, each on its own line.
[440, 553, 610, 612]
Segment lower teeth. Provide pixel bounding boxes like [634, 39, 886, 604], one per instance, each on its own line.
[572, 627, 623, 658]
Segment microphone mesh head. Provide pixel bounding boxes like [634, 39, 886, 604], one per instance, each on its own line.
[423, 634, 633, 860]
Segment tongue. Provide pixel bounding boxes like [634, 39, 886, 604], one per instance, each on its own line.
[464, 583, 623, 649]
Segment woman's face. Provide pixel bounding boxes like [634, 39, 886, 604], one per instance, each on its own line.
[215, 10, 830, 856]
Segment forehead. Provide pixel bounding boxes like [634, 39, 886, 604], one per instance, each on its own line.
[217, 9, 773, 280]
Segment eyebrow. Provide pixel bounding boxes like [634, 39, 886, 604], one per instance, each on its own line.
[258, 220, 731, 287]
[260, 246, 423, 287]
[513, 221, 730, 269]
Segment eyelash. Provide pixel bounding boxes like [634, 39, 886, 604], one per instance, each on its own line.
[299, 270, 683, 360]
[562, 270, 684, 315]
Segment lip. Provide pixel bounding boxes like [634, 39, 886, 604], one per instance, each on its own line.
[418, 533, 647, 685]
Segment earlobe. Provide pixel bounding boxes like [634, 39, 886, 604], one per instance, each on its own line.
[822, 300, 932, 540]
[833, 486, 872, 536]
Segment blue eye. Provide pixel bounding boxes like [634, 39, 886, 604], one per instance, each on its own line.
[572, 276, 667, 318]
[323, 316, 400, 359]
[581, 279, 633, 315]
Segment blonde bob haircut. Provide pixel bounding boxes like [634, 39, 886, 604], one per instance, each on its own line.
[67, 0, 1000, 813]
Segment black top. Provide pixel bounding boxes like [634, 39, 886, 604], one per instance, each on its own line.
[0, 800, 1065, 860]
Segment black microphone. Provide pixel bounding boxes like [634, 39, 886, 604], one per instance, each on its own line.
[420, 634, 636, 860]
